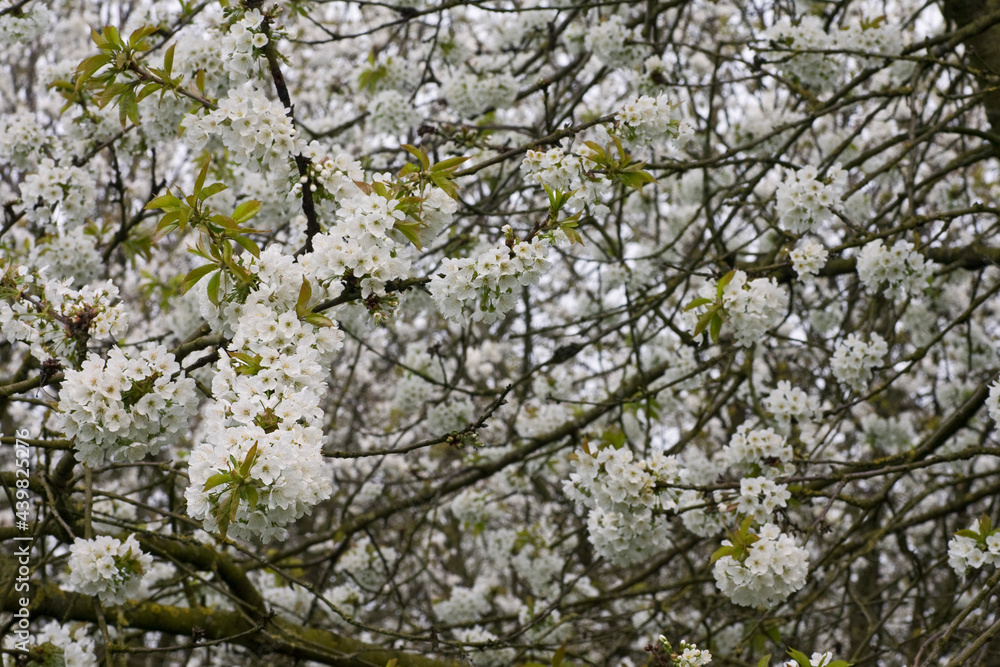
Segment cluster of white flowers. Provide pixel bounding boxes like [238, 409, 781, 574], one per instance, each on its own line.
[0, 0, 51, 45]
[339, 537, 398, 592]
[521, 147, 582, 192]
[842, 22, 903, 66]
[830, 332, 888, 391]
[763, 16, 838, 89]
[718, 270, 788, 347]
[713, 523, 808, 607]
[444, 71, 518, 117]
[434, 582, 494, 624]
[948, 518, 1000, 576]
[369, 89, 423, 135]
[55, 345, 198, 466]
[301, 149, 365, 210]
[220, 8, 268, 82]
[431, 229, 551, 323]
[764, 380, 819, 426]
[32, 227, 103, 286]
[789, 238, 829, 280]
[721, 424, 793, 477]
[66, 534, 152, 605]
[988, 379, 1000, 427]
[0, 270, 128, 365]
[563, 446, 682, 565]
[182, 84, 299, 171]
[734, 476, 791, 523]
[615, 94, 687, 147]
[763, 15, 903, 89]
[453, 626, 515, 667]
[187, 247, 343, 541]
[0, 110, 46, 169]
[774, 165, 847, 235]
[306, 183, 411, 296]
[783, 652, 837, 667]
[19, 159, 95, 231]
[31, 620, 97, 667]
[856, 239, 932, 295]
[584, 15, 637, 67]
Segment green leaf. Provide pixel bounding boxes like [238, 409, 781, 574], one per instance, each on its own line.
[102, 25, 122, 49]
[551, 644, 565, 667]
[120, 88, 140, 127]
[394, 222, 423, 250]
[201, 182, 227, 200]
[180, 263, 217, 294]
[129, 25, 158, 48]
[786, 648, 811, 667]
[75, 53, 112, 84]
[164, 43, 175, 76]
[826, 661, 853, 667]
[716, 269, 737, 299]
[231, 234, 261, 259]
[684, 297, 714, 312]
[757, 655, 772, 667]
[402, 144, 430, 171]
[137, 81, 161, 103]
[240, 443, 258, 477]
[296, 278, 313, 318]
[206, 270, 221, 305]
[203, 473, 232, 491]
[710, 544, 734, 564]
[232, 199, 262, 224]
[146, 193, 181, 210]
[694, 305, 720, 337]
[709, 312, 723, 344]
[303, 313, 335, 328]
[194, 158, 211, 197]
[243, 484, 259, 510]
[195, 69, 206, 93]
[432, 155, 470, 172]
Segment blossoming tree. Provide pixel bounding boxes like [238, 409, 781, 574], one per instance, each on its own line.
[3, 0, 1000, 665]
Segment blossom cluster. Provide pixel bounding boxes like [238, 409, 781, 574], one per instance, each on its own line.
[721, 424, 794, 477]
[0, 110, 46, 169]
[830, 332, 888, 391]
[55, 345, 198, 466]
[564, 445, 682, 565]
[584, 15, 637, 67]
[856, 238, 932, 296]
[713, 523, 808, 607]
[615, 94, 687, 147]
[0, 268, 128, 365]
[734, 476, 792, 524]
[18, 158, 95, 232]
[774, 165, 847, 235]
[305, 182, 411, 298]
[28, 621, 98, 667]
[182, 83, 299, 171]
[0, 0, 51, 45]
[431, 229, 552, 323]
[763, 15, 902, 89]
[32, 226, 103, 286]
[948, 518, 1000, 576]
[444, 70, 518, 117]
[718, 270, 788, 347]
[789, 238, 829, 280]
[186, 248, 343, 542]
[763, 380, 819, 427]
[220, 8, 268, 82]
[66, 534, 152, 605]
